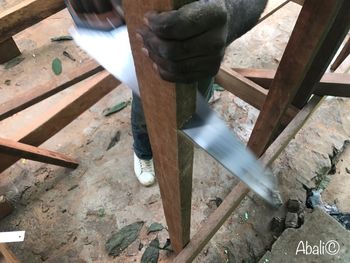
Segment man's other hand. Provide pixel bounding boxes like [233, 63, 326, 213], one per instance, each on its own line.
[137, 0, 228, 84]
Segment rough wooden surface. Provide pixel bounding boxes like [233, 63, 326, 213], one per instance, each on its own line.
[174, 95, 323, 263]
[0, 38, 21, 64]
[0, 60, 102, 121]
[234, 68, 350, 98]
[0, 244, 20, 263]
[0, 138, 79, 169]
[0, 71, 120, 173]
[0, 0, 65, 43]
[248, 0, 348, 157]
[124, 0, 196, 253]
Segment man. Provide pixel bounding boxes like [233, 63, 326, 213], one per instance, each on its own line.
[66, 0, 267, 186]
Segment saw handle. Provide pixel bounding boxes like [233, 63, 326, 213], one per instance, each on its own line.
[65, 0, 124, 31]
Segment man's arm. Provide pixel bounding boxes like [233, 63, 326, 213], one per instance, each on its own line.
[225, 0, 268, 44]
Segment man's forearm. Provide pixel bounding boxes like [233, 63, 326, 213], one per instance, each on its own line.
[223, 0, 267, 44]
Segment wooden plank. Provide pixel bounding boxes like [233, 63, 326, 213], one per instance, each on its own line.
[0, 244, 20, 263]
[0, 71, 120, 173]
[291, 0, 304, 5]
[124, 0, 196, 253]
[0, 38, 21, 64]
[291, 0, 350, 108]
[234, 68, 350, 97]
[0, 138, 78, 169]
[0, 0, 65, 43]
[331, 37, 350, 72]
[258, 1, 290, 25]
[248, 0, 349, 157]
[0, 196, 13, 220]
[174, 95, 323, 263]
[215, 66, 299, 120]
[0, 60, 103, 121]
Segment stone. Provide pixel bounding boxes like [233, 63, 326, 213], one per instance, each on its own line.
[285, 212, 298, 228]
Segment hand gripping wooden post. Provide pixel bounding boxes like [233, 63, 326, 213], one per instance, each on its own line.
[123, 0, 196, 253]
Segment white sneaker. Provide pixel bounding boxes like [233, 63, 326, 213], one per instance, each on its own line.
[134, 153, 156, 186]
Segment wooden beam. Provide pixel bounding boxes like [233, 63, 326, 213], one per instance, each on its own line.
[124, 0, 196, 253]
[0, 71, 120, 173]
[0, 138, 78, 169]
[215, 66, 299, 120]
[0, 244, 20, 263]
[291, 0, 304, 5]
[234, 68, 350, 97]
[258, 1, 290, 25]
[174, 95, 323, 263]
[0, 60, 103, 121]
[331, 37, 350, 72]
[0, 38, 21, 64]
[248, 0, 349, 157]
[0, 0, 65, 43]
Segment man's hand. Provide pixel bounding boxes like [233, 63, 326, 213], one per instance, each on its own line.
[137, 1, 228, 84]
[65, 0, 124, 31]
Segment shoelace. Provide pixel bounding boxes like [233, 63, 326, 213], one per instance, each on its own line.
[139, 159, 153, 172]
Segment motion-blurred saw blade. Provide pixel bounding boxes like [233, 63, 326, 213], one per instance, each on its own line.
[70, 25, 282, 207]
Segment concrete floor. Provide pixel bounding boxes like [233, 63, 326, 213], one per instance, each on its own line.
[0, 1, 350, 262]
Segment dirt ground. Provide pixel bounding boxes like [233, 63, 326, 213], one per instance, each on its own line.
[1, 1, 350, 263]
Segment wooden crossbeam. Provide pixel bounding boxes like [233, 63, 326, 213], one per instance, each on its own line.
[174, 95, 323, 263]
[215, 67, 299, 121]
[234, 68, 350, 98]
[0, 0, 65, 43]
[331, 37, 350, 72]
[0, 244, 20, 263]
[0, 138, 78, 169]
[0, 71, 120, 173]
[124, 0, 196, 253]
[248, 0, 350, 157]
[0, 60, 102, 121]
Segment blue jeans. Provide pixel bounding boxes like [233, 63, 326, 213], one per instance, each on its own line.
[131, 78, 214, 160]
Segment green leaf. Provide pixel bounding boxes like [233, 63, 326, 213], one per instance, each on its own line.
[4, 57, 25, 69]
[52, 58, 62, 75]
[106, 221, 144, 256]
[51, 35, 73, 42]
[147, 222, 164, 234]
[103, 101, 129, 117]
[141, 238, 160, 263]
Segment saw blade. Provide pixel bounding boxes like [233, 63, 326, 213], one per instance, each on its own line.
[70, 26, 282, 207]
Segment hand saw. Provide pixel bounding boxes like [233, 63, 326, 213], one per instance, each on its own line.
[69, 24, 282, 207]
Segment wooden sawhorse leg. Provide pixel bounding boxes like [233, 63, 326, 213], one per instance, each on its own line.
[0, 38, 21, 64]
[248, 0, 350, 156]
[330, 37, 350, 72]
[124, 0, 196, 253]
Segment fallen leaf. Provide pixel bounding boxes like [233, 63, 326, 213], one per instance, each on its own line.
[147, 222, 164, 234]
[51, 35, 73, 42]
[103, 101, 130, 116]
[106, 221, 144, 256]
[4, 57, 25, 69]
[107, 131, 121, 151]
[52, 58, 62, 75]
[141, 238, 159, 263]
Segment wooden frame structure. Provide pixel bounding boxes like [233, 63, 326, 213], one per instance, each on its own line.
[0, 0, 350, 262]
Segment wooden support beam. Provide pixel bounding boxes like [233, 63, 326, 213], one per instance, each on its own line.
[291, 0, 304, 5]
[248, 0, 349, 157]
[215, 66, 299, 120]
[174, 95, 323, 263]
[331, 37, 350, 72]
[0, 71, 120, 173]
[291, 1, 350, 108]
[234, 68, 350, 98]
[258, 1, 290, 25]
[0, 0, 65, 43]
[0, 244, 20, 263]
[0, 60, 102, 121]
[0, 138, 78, 169]
[124, 0, 196, 253]
[0, 196, 13, 220]
[0, 38, 21, 64]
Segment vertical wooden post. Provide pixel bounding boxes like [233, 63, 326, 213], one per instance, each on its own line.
[248, 0, 350, 156]
[124, 0, 196, 253]
[0, 38, 21, 64]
